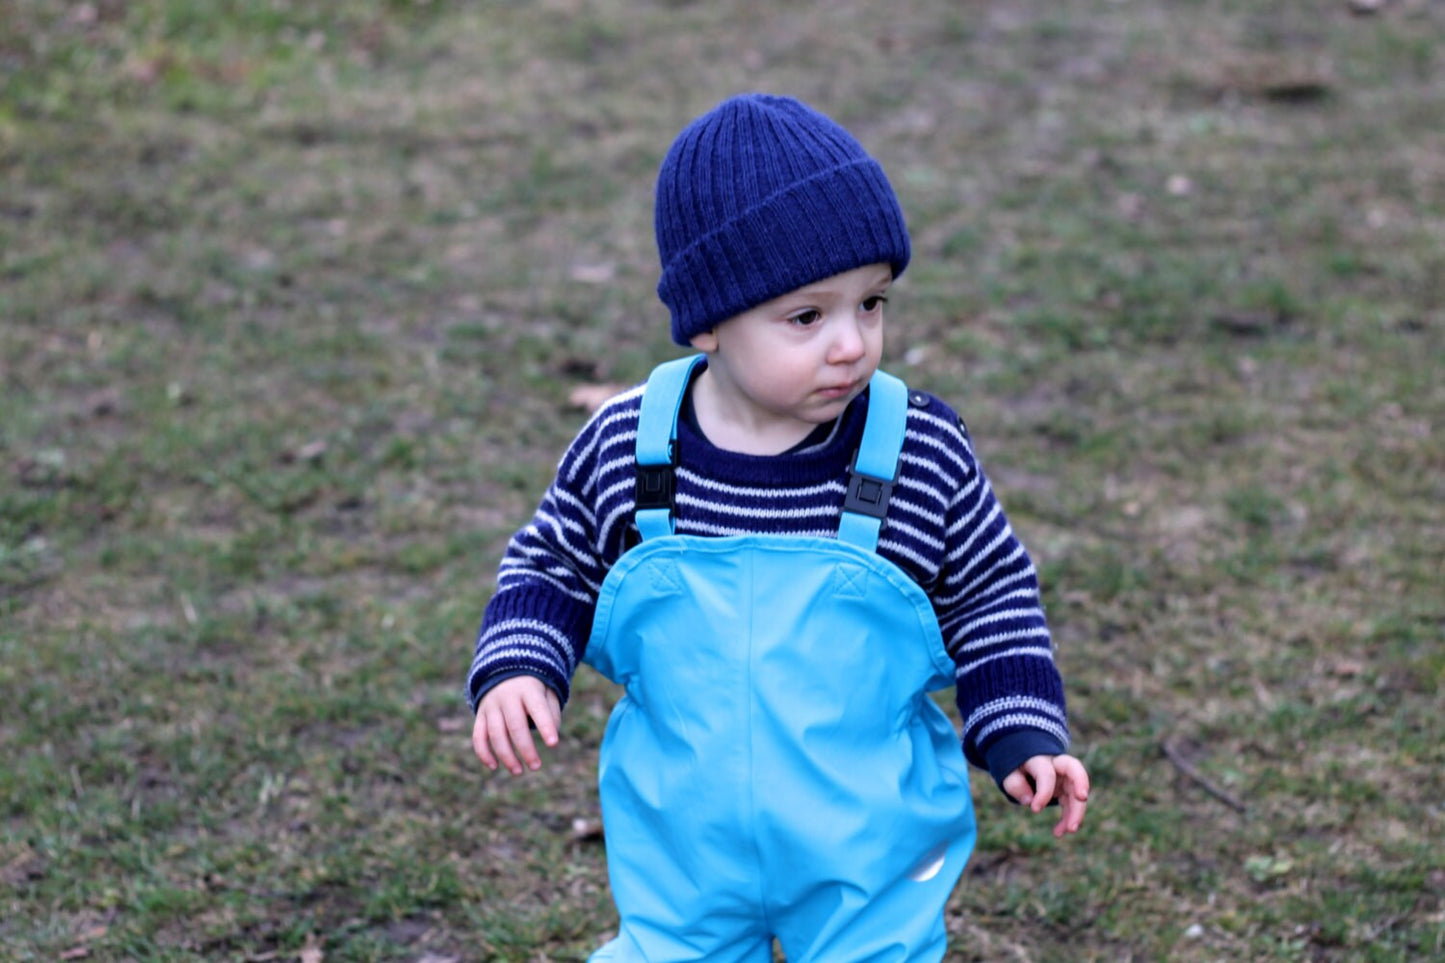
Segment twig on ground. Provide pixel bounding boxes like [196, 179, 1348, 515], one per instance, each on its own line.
[1161, 737, 1248, 814]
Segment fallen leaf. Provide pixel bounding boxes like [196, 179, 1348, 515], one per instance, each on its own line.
[568, 384, 626, 413]
[300, 933, 324, 963]
[571, 817, 604, 841]
[1214, 55, 1334, 102]
[1258, 75, 1332, 103]
[1210, 311, 1286, 336]
[570, 263, 616, 283]
[0, 846, 47, 885]
[86, 389, 120, 417]
[1244, 854, 1294, 882]
[59, 949, 90, 961]
[1332, 658, 1365, 677]
[297, 440, 328, 463]
[277, 439, 328, 465]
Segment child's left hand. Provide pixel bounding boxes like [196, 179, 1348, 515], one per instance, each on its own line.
[1003, 754, 1090, 838]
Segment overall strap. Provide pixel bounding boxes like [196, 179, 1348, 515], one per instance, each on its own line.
[632, 357, 908, 551]
[837, 369, 908, 551]
[632, 355, 705, 542]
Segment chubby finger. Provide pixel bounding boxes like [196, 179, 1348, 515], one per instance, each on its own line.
[1025, 760, 1057, 814]
[1057, 755, 1092, 802]
[472, 711, 498, 771]
[1001, 769, 1034, 806]
[524, 686, 561, 749]
[487, 703, 525, 775]
[503, 697, 543, 772]
[1054, 784, 1089, 837]
[1052, 760, 1091, 836]
[545, 689, 562, 735]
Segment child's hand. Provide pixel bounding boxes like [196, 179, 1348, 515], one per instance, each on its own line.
[472, 676, 562, 776]
[1002, 754, 1090, 838]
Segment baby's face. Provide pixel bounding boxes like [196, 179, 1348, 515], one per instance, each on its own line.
[689, 262, 891, 443]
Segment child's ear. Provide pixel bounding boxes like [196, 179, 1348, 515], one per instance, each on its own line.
[689, 329, 719, 352]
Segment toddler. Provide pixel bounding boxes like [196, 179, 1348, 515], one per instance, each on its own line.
[469, 93, 1089, 962]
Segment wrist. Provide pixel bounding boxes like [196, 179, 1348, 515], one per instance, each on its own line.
[470, 669, 559, 713]
[984, 730, 1068, 791]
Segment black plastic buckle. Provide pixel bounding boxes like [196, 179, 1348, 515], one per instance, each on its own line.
[844, 450, 897, 520]
[634, 462, 676, 511]
[627, 448, 677, 550]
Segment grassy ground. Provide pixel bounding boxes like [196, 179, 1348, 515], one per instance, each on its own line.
[2, 0, 1442, 960]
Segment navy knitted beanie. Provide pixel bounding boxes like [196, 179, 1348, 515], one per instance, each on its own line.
[655, 93, 912, 346]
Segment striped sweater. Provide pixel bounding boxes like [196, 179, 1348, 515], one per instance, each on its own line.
[468, 370, 1070, 786]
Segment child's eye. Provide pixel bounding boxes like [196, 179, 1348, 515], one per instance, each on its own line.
[788, 309, 823, 327]
[861, 295, 889, 313]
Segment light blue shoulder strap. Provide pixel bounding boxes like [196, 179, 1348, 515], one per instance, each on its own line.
[634, 358, 907, 551]
[836, 369, 909, 551]
[632, 355, 705, 542]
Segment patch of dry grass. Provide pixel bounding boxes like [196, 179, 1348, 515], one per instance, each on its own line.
[2, 1, 1442, 960]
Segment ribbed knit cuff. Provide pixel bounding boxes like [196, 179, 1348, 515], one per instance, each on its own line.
[467, 587, 589, 713]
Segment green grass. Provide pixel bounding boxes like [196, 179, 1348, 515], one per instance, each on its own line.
[3, 0, 1443, 960]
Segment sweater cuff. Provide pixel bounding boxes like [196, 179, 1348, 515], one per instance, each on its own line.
[984, 729, 1070, 794]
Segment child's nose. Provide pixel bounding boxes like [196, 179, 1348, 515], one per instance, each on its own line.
[828, 316, 866, 363]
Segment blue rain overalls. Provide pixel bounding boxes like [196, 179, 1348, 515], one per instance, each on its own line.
[583, 356, 977, 962]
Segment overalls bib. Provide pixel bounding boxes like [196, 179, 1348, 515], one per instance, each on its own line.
[584, 357, 977, 963]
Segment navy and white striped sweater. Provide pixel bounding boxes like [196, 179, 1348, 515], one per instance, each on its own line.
[468, 371, 1070, 786]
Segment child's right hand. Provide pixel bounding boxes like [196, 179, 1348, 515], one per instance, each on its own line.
[472, 675, 562, 775]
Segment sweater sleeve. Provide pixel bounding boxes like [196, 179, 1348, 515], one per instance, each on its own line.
[931, 424, 1070, 780]
[465, 392, 639, 713]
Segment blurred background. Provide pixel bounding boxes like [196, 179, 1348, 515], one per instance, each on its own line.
[2, 1, 1441, 960]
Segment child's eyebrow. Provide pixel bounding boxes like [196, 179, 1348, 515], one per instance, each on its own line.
[789, 270, 894, 301]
